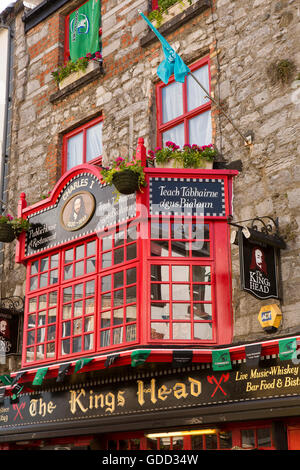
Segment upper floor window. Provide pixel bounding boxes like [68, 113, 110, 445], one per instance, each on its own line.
[64, 0, 101, 63]
[156, 57, 211, 148]
[63, 116, 103, 172]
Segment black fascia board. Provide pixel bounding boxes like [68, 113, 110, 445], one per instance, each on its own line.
[23, 0, 70, 32]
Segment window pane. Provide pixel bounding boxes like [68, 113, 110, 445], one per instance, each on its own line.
[113, 308, 123, 325]
[126, 305, 136, 322]
[191, 436, 203, 450]
[67, 132, 83, 170]
[193, 303, 212, 320]
[162, 123, 184, 148]
[162, 82, 183, 123]
[241, 429, 255, 449]
[173, 323, 191, 340]
[193, 284, 211, 301]
[171, 265, 189, 282]
[172, 437, 183, 450]
[172, 284, 190, 301]
[172, 303, 190, 320]
[257, 428, 271, 447]
[194, 322, 212, 340]
[151, 303, 169, 320]
[219, 431, 232, 449]
[86, 121, 103, 161]
[151, 322, 169, 339]
[192, 265, 211, 282]
[187, 64, 210, 111]
[126, 267, 137, 285]
[75, 244, 84, 259]
[151, 265, 169, 282]
[205, 434, 217, 450]
[189, 110, 212, 147]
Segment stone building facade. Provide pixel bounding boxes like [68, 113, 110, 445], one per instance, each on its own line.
[0, 0, 299, 450]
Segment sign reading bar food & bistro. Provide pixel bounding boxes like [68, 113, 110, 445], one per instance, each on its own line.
[1, 358, 300, 433]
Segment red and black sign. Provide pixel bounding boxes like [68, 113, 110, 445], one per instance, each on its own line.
[0, 313, 19, 355]
[239, 230, 280, 300]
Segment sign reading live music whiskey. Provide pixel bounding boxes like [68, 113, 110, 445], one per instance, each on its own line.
[1, 359, 300, 433]
[239, 232, 279, 300]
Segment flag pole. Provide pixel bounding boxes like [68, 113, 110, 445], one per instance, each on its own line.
[138, 9, 250, 146]
[189, 71, 250, 146]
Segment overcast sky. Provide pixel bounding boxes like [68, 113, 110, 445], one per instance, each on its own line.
[0, 0, 16, 14]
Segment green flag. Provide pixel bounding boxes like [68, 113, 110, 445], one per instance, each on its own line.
[0, 374, 13, 386]
[74, 357, 93, 373]
[212, 349, 232, 371]
[131, 350, 151, 367]
[279, 338, 297, 360]
[32, 367, 48, 386]
[69, 0, 101, 62]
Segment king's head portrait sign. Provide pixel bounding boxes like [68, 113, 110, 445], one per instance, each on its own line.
[238, 231, 280, 300]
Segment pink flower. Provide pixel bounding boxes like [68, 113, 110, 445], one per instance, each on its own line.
[95, 51, 102, 59]
[154, 147, 162, 152]
[86, 52, 92, 58]
[6, 214, 13, 221]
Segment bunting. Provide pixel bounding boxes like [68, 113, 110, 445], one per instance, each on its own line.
[74, 357, 93, 373]
[56, 363, 71, 383]
[172, 350, 193, 367]
[131, 350, 151, 367]
[212, 349, 232, 371]
[245, 344, 262, 367]
[105, 354, 120, 368]
[279, 338, 297, 361]
[32, 367, 48, 386]
[0, 374, 13, 386]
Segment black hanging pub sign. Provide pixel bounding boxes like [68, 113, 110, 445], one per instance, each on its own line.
[233, 218, 286, 300]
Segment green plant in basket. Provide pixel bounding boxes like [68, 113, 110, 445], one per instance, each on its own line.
[101, 157, 147, 195]
[0, 214, 30, 242]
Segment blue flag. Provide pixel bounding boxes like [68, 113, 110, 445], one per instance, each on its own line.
[139, 11, 190, 84]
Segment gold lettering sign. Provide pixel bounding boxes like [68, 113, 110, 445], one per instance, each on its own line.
[60, 191, 95, 232]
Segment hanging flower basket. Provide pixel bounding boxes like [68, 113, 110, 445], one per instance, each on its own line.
[0, 223, 16, 243]
[112, 169, 140, 195]
[0, 214, 30, 243]
[101, 156, 147, 195]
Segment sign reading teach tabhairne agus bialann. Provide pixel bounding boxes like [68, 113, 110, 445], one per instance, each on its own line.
[69, 0, 101, 61]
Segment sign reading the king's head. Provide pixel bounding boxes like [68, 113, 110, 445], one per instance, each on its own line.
[239, 232, 280, 300]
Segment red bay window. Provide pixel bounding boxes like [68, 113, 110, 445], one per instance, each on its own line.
[19, 160, 236, 368]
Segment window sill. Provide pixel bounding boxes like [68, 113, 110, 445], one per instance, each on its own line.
[50, 60, 105, 104]
[140, 0, 210, 48]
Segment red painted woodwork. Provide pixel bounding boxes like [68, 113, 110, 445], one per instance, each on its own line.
[156, 56, 211, 147]
[17, 140, 238, 367]
[62, 115, 103, 173]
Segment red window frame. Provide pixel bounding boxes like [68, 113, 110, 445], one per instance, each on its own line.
[62, 116, 103, 173]
[156, 56, 211, 147]
[148, 217, 215, 343]
[22, 220, 141, 366]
